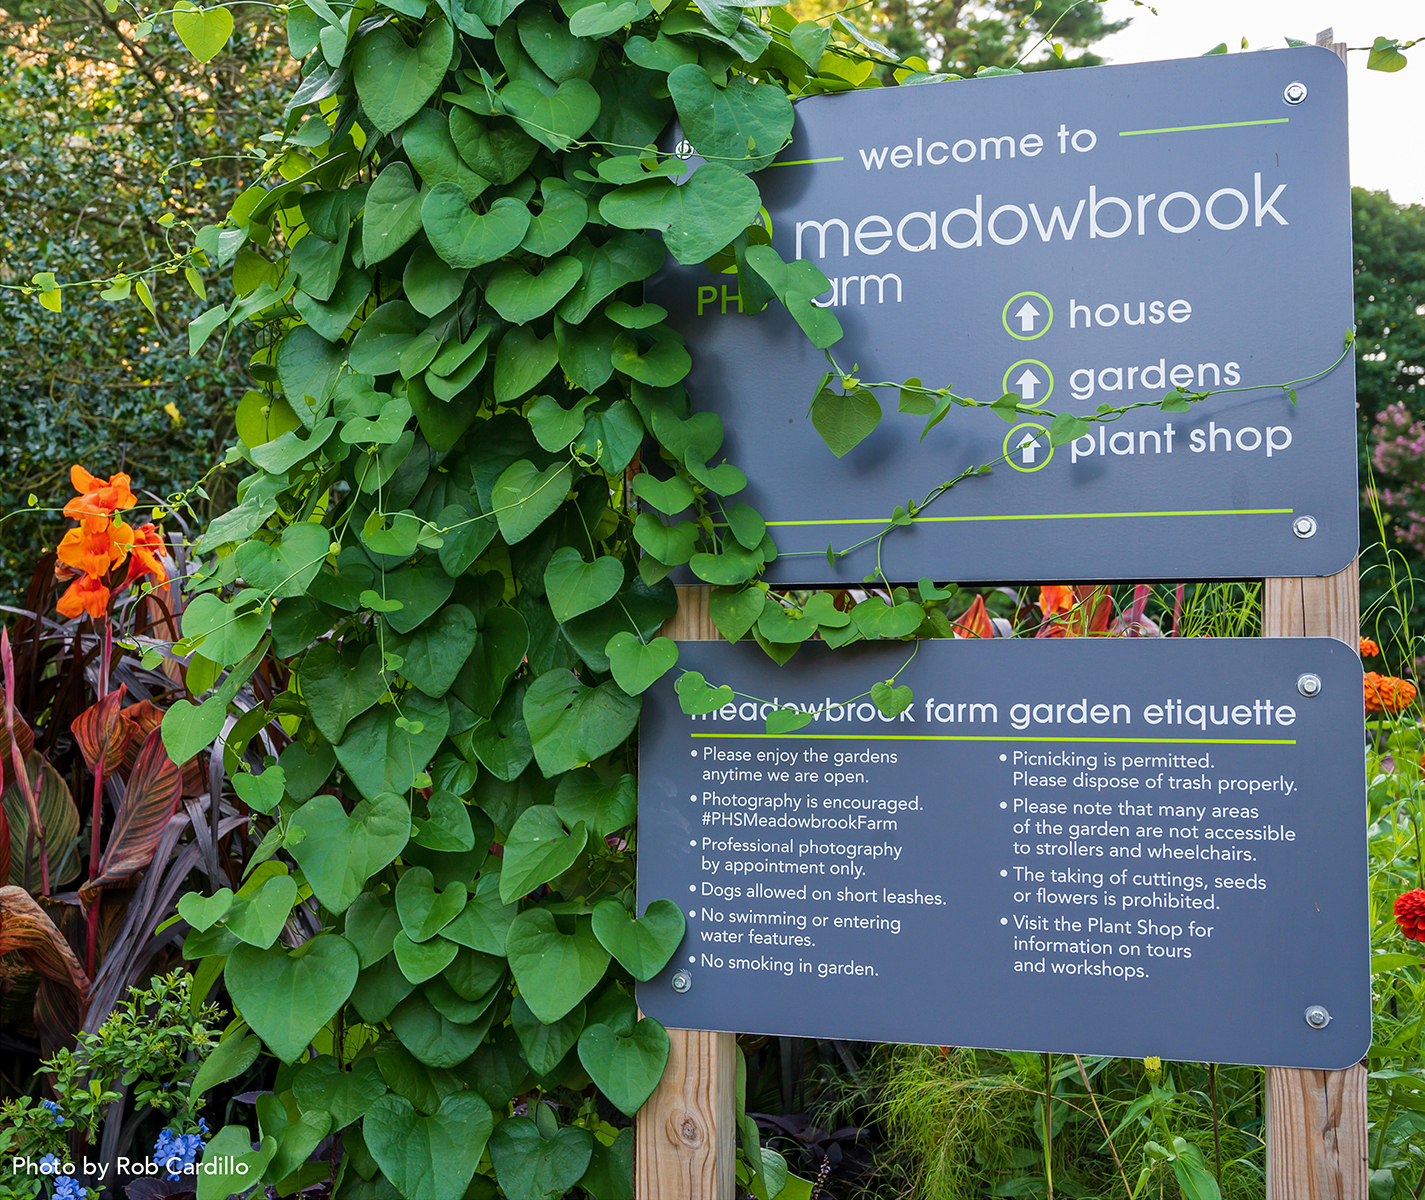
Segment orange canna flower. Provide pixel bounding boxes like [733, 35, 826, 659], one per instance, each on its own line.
[57, 516, 133, 578]
[952, 594, 995, 639]
[1360, 637, 1380, 658]
[57, 575, 111, 620]
[120, 523, 168, 591]
[1365, 672, 1418, 714]
[1039, 585, 1074, 618]
[64, 465, 136, 521]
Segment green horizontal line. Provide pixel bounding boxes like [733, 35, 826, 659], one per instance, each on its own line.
[770, 156, 846, 166]
[693, 734, 1295, 745]
[766, 508, 1294, 528]
[1119, 118, 1290, 137]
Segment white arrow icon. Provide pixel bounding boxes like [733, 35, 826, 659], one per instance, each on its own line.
[1015, 299, 1041, 333]
[1017, 432, 1041, 465]
[1014, 368, 1041, 401]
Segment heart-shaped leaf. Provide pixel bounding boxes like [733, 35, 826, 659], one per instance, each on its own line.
[486, 256, 583, 324]
[344, 892, 403, 968]
[871, 680, 914, 718]
[422, 187, 531, 268]
[393, 931, 460, 983]
[234, 522, 330, 600]
[591, 898, 685, 981]
[667, 65, 792, 173]
[523, 184, 588, 255]
[851, 599, 925, 639]
[511, 995, 585, 1076]
[333, 691, 450, 800]
[524, 669, 639, 776]
[708, 586, 766, 641]
[172, 0, 234, 63]
[492, 459, 572, 545]
[196, 1125, 276, 1200]
[577, 1018, 670, 1116]
[396, 867, 467, 942]
[631, 473, 693, 515]
[225, 873, 298, 949]
[411, 791, 476, 852]
[810, 384, 882, 458]
[353, 17, 454, 134]
[604, 633, 677, 696]
[505, 909, 610, 1023]
[181, 591, 267, 668]
[226, 934, 359, 1063]
[391, 989, 494, 1066]
[191, 1030, 262, 1103]
[553, 769, 635, 838]
[178, 888, 233, 932]
[675, 670, 734, 715]
[287, 793, 411, 913]
[299, 642, 387, 744]
[600, 163, 759, 265]
[488, 1118, 594, 1200]
[501, 78, 601, 151]
[293, 1055, 386, 1130]
[544, 547, 624, 623]
[390, 605, 478, 698]
[364, 163, 426, 264]
[258, 1093, 332, 1184]
[442, 874, 516, 955]
[499, 806, 588, 903]
[494, 324, 559, 401]
[518, 6, 599, 81]
[364, 1092, 493, 1200]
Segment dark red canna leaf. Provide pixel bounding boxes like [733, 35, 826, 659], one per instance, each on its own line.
[79, 728, 182, 904]
[0, 708, 34, 795]
[0, 884, 90, 995]
[72, 687, 131, 777]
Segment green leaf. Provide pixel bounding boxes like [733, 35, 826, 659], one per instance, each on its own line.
[344, 893, 402, 968]
[523, 183, 590, 255]
[349, 301, 427, 375]
[301, 642, 387, 744]
[676, 670, 733, 715]
[851, 599, 924, 638]
[191, 1028, 261, 1102]
[600, 163, 760, 265]
[392, 932, 460, 983]
[558, 231, 665, 323]
[225, 873, 298, 948]
[1368, 36, 1408, 71]
[234, 522, 330, 599]
[633, 513, 699, 565]
[181, 590, 268, 667]
[524, 669, 641, 775]
[689, 541, 762, 586]
[529, 394, 598, 452]
[450, 109, 539, 183]
[459, 679, 534, 782]
[422, 188, 531, 268]
[390, 605, 479, 698]
[226, 934, 359, 1063]
[870, 680, 913, 718]
[173, 0, 234, 62]
[452, 606, 529, 719]
[611, 331, 692, 385]
[576, 399, 645, 473]
[197, 1125, 275, 1200]
[364, 1092, 493, 1200]
[501, 77, 602, 151]
[495, 324, 560, 401]
[179, 888, 234, 932]
[632, 473, 694, 515]
[402, 108, 488, 203]
[294, 267, 373, 341]
[442, 873, 517, 955]
[577, 1018, 670, 1116]
[396, 866, 467, 942]
[604, 632, 678, 696]
[553, 769, 636, 838]
[411, 791, 476, 852]
[257, 1093, 332, 1184]
[809, 385, 881, 458]
[544, 547, 625, 622]
[353, 17, 455, 133]
[288, 793, 411, 913]
[512, 995, 586, 1076]
[493, 458, 573, 544]
[292, 1055, 386, 1130]
[1048, 411, 1091, 446]
[790, 19, 830, 67]
[505, 909, 610, 1023]
[487, 256, 584, 323]
[518, 5, 599, 80]
[766, 706, 813, 734]
[364, 163, 426, 264]
[667, 65, 793, 173]
[708, 586, 766, 641]
[334, 691, 451, 800]
[591, 898, 684, 980]
[488, 1118, 594, 1200]
[500, 806, 589, 902]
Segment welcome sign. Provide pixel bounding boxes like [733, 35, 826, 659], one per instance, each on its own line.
[650, 48, 1357, 582]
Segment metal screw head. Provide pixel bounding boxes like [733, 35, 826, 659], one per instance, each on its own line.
[671, 969, 692, 993]
[1297, 673, 1322, 698]
[1284, 80, 1309, 105]
[1304, 1004, 1331, 1029]
[1293, 515, 1318, 539]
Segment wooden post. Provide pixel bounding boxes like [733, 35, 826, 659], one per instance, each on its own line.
[1260, 31, 1367, 1200]
[1261, 564, 1368, 1200]
[637, 586, 737, 1200]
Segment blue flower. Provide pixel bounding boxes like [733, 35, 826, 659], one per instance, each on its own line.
[52, 1176, 85, 1200]
[41, 1100, 65, 1126]
[154, 1128, 205, 1181]
[38, 1155, 61, 1176]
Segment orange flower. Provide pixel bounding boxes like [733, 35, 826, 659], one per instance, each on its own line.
[1360, 637, 1380, 658]
[1039, 585, 1074, 618]
[57, 516, 133, 578]
[952, 594, 995, 639]
[57, 575, 111, 620]
[1365, 672, 1418, 714]
[63, 466, 136, 520]
[120, 523, 168, 591]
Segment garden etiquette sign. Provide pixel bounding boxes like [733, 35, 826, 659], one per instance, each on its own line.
[652, 48, 1358, 582]
[637, 637, 1370, 1070]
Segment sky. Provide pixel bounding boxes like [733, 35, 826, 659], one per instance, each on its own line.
[1091, 0, 1424, 205]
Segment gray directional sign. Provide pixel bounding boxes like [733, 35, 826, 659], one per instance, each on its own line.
[650, 49, 1357, 582]
[637, 637, 1368, 1070]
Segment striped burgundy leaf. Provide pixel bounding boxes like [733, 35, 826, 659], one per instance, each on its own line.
[0, 884, 90, 994]
[0, 708, 35, 795]
[72, 687, 130, 776]
[79, 728, 182, 903]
